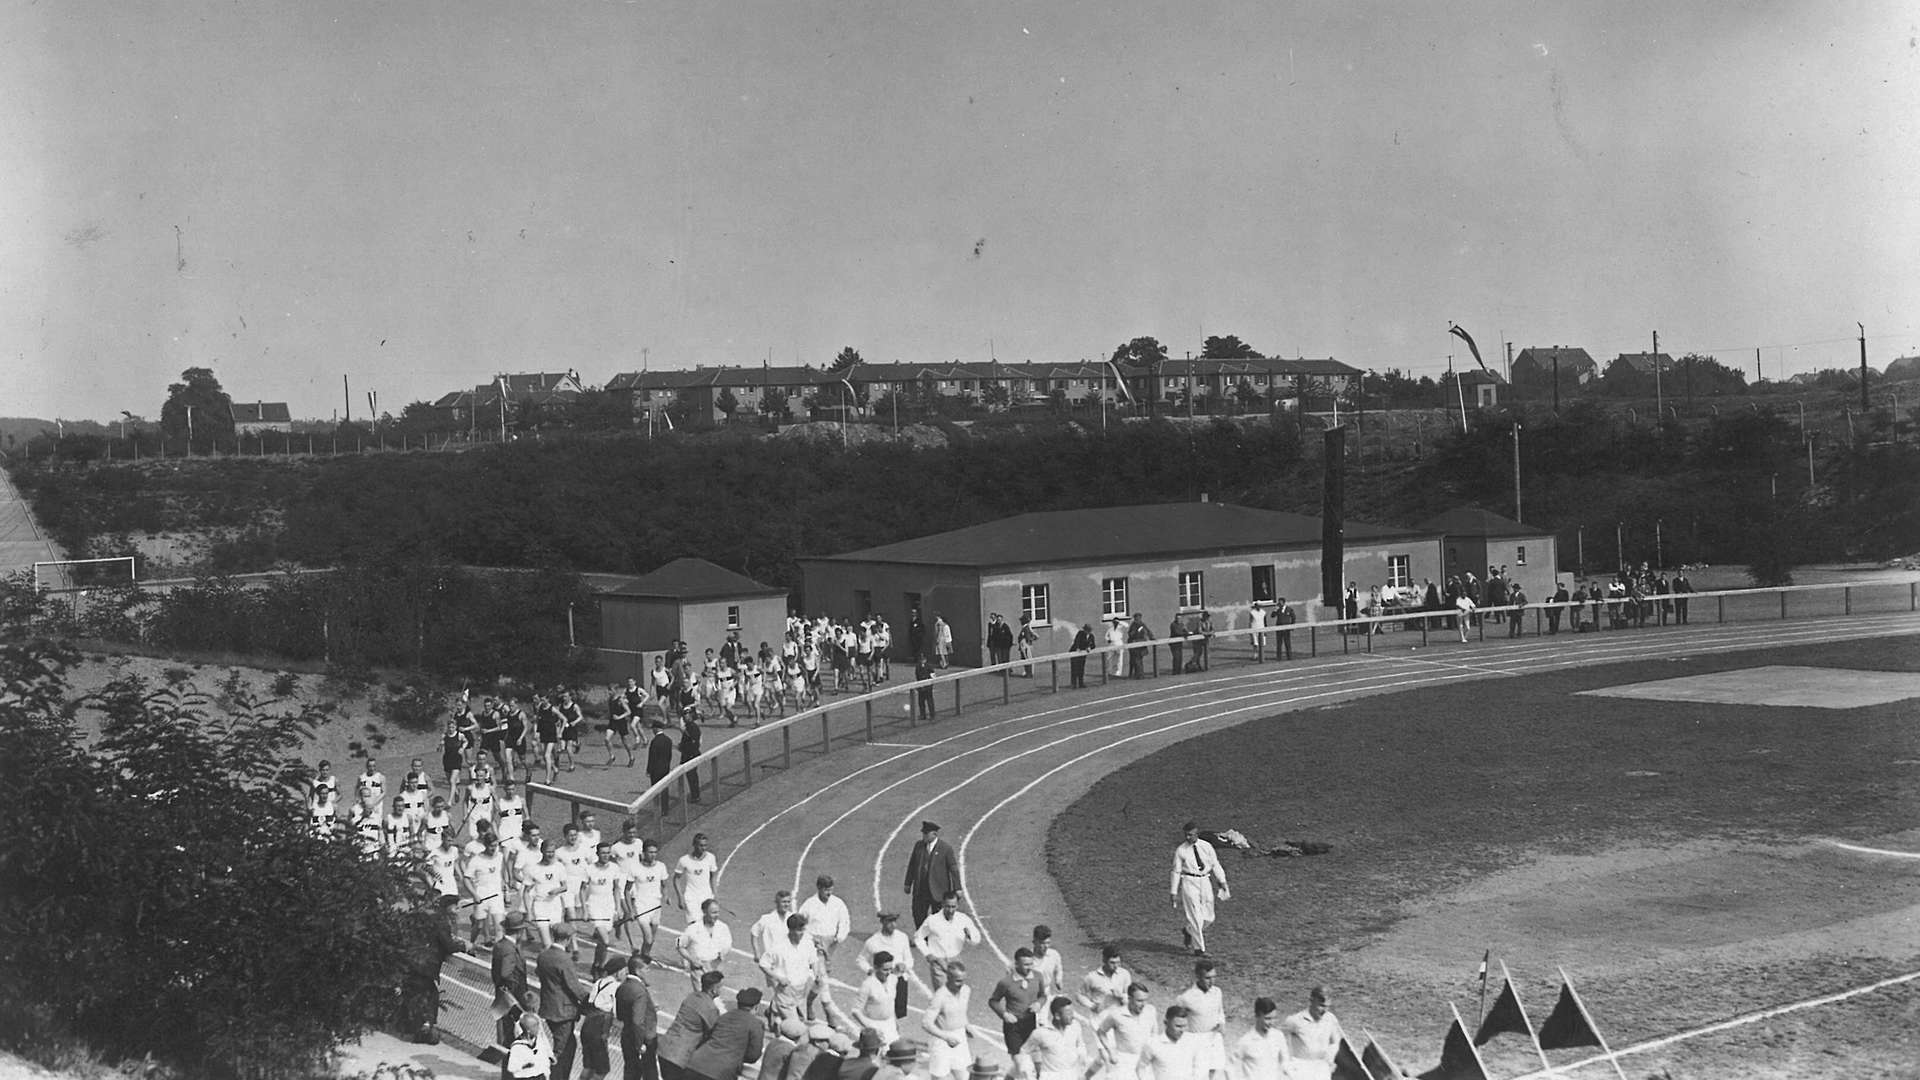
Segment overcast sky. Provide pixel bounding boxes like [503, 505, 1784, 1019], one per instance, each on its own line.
[5, 1, 1916, 421]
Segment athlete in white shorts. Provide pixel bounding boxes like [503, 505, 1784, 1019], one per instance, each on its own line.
[463, 833, 508, 940]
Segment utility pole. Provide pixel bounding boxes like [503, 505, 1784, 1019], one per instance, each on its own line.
[1504, 341, 1514, 387]
[1512, 421, 1523, 523]
[1755, 348, 1761, 384]
[1552, 356, 1560, 413]
[1859, 323, 1869, 415]
[1652, 331, 1662, 421]
[343, 374, 351, 424]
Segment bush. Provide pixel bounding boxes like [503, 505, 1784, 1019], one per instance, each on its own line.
[0, 641, 429, 1080]
[380, 682, 446, 734]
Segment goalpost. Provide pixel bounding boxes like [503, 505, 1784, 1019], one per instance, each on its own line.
[31, 556, 138, 592]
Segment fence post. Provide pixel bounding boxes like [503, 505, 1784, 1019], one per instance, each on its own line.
[822, 712, 831, 753]
[1364, 624, 1373, 653]
[953, 680, 962, 716]
[742, 740, 753, 786]
[1718, 595, 1725, 623]
[783, 725, 792, 771]
[906, 690, 916, 728]
[1421, 617, 1429, 647]
[1780, 591, 1787, 620]
[1051, 659, 1059, 693]
[1101, 653, 1110, 684]
[865, 699, 874, 743]
[1002, 669, 1010, 705]
[709, 759, 719, 801]
[1310, 626, 1317, 657]
[1844, 587, 1851, 615]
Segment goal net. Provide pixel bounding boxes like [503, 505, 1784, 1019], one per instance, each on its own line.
[32, 556, 138, 591]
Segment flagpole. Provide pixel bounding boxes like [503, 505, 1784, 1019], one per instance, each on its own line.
[1504, 960, 1556, 1076]
[1559, 967, 1628, 1080]
[1478, 949, 1489, 1021]
[1448, 1002, 1496, 1080]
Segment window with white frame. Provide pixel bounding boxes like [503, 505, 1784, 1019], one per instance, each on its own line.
[1251, 565, 1276, 603]
[1387, 555, 1411, 590]
[1177, 571, 1204, 610]
[1516, 546, 1528, 566]
[1021, 584, 1051, 626]
[1101, 577, 1129, 619]
[727, 605, 741, 630]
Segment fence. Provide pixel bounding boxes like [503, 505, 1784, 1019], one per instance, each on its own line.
[525, 575, 1920, 833]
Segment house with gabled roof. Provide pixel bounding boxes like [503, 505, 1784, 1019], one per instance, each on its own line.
[230, 400, 293, 434]
[798, 500, 1443, 665]
[1511, 347, 1597, 400]
[595, 557, 790, 680]
[431, 371, 586, 430]
[1418, 507, 1562, 603]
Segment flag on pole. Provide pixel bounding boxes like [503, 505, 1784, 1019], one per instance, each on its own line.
[1105, 360, 1135, 402]
[1449, 323, 1490, 373]
[1331, 1037, 1373, 1080]
[1538, 968, 1629, 1080]
[1359, 1031, 1403, 1080]
[1426, 1003, 1492, 1080]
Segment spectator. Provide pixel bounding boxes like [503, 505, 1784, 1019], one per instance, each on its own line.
[986, 614, 1014, 667]
[1069, 624, 1095, 689]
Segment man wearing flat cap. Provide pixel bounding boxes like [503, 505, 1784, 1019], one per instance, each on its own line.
[683, 987, 766, 1080]
[904, 820, 961, 928]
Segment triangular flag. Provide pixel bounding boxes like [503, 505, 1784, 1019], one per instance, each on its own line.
[1418, 1004, 1490, 1080]
[1105, 360, 1136, 402]
[1361, 1030, 1404, 1080]
[1537, 978, 1603, 1049]
[1449, 324, 1489, 373]
[1332, 1037, 1374, 1080]
[1473, 976, 1529, 1045]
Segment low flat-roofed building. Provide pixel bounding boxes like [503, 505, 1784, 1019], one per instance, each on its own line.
[596, 557, 789, 681]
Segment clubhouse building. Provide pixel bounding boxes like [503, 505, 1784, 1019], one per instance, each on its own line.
[798, 501, 1446, 667]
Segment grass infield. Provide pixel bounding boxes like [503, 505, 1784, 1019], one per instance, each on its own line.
[1048, 636, 1920, 1078]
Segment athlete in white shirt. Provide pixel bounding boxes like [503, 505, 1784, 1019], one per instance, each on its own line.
[307, 761, 340, 838]
[1029, 924, 1065, 1000]
[797, 874, 852, 980]
[493, 783, 526, 843]
[1025, 997, 1092, 1080]
[522, 841, 572, 948]
[913, 892, 982, 986]
[854, 950, 906, 1044]
[1080, 945, 1133, 1013]
[463, 833, 508, 940]
[924, 962, 974, 1080]
[426, 835, 462, 900]
[625, 839, 670, 964]
[1230, 998, 1286, 1080]
[860, 913, 914, 981]
[673, 832, 720, 922]
[758, 913, 819, 1024]
[1096, 985, 1158, 1080]
[1137, 1006, 1209, 1080]
[678, 899, 734, 992]
[578, 842, 631, 973]
[1172, 961, 1227, 1080]
[750, 891, 798, 970]
[1277, 987, 1344, 1080]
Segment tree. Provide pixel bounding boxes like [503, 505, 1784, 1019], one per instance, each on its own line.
[0, 640, 427, 1079]
[1112, 337, 1170, 415]
[1201, 335, 1262, 360]
[981, 382, 1011, 410]
[160, 367, 236, 446]
[715, 386, 740, 422]
[760, 385, 792, 422]
[829, 346, 863, 373]
[1233, 379, 1264, 413]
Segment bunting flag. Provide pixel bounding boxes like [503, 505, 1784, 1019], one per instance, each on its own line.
[1449, 323, 1490, 372]
[1475, 961, 1554, 1074]
[1361, 1031, 1404, 1080]
[1538, 968, 1629, 1080]
[1420, 1004, 1491, 1080]
[1105, 360, 1136, 402]
[1331, 1037, 1373, 1080]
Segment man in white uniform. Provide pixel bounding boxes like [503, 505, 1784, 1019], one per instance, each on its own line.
[1079, 945, 1132, 1013]
[1136, 1005, 1208, 1080]
[1230, 997, 1285, 1080]
[1024, 997, 1090, 1080]
[674, 832, 720, 924]
[861, 912, 914, 982]
[1029, 925, 1065, 1000]
[678, 898, 734, 992]
[750, 891, 798, 980]
[1277, 987, 1344, 1080]
[759, 912, 819, 1025]
[462, 833, 508, 942]
[923, 961, 973, 1080]
[1170, 822, 1228, 956]
[1095, 984, 1157, 1080]
[853, 950, 907, 1044]
[798, 874, 852, 982]
[1172, 961, 1226, 1080]
[578, 841, 631, 974]
[624, 838, 670, 964]
[914, 891, 982, 986]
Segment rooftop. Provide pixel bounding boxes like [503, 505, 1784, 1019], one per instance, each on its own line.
[806, 502, 1431, 569]
[1418, 507, 1551, 539]
[599, 557, 787, 601]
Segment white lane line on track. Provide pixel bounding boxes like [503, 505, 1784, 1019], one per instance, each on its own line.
[1507, 967, 1920, 1077]
[1824, 839, 1920, 860]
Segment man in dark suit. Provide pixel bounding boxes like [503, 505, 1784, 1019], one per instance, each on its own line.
[647, 721, 677, 815]
[683, 987, 767, 1080]
[616, 954, 660, 1080]
[658, 970, 725, 1080]
[491, 912, 531, 1076]
[902, 820, 961, 928]
[538, 922, 588, 1080]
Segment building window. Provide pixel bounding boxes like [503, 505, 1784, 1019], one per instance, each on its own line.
[1516, 546, 1528, 566]
[1101, 577, 1129, 619]
[1251, 565, 1276, 603]
[1447, 546, 1458, 567]
[1178, 571, 1204, 610]
[1388, 555, 1411, 590]
[1021, 584, 1051, 627]
[727, 605, 741, 631]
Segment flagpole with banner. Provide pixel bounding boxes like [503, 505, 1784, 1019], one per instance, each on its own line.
[1477, 949, 1489, 1020]
[1538, 967, 1628, 1080]
[1360, 1030, 1404, 1080]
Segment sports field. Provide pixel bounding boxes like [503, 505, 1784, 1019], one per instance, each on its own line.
[1050, 636, 1920, 1078]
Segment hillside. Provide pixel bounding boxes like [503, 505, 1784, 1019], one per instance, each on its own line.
[6, 400, 1918, 598]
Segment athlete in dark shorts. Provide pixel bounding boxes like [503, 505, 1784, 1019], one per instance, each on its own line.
[557, 691, 584, 773]
[439, 717, 467, 791]
[502, 699, 528, 781]
[606, 683, 639, 767]
[477, 702, 507, 774]
[534, 694, 562, 783]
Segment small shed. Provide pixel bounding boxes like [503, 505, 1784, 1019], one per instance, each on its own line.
[596, 558, 789, 681]
[1419, 508, 1561, 604]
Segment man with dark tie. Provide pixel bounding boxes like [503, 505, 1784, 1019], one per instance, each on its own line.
[902, 820, 961, 928]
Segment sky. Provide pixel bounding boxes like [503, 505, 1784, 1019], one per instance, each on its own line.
[4, 0, 1917, 422]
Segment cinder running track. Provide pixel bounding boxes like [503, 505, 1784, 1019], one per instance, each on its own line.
[438, 608, 1920, 1075]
